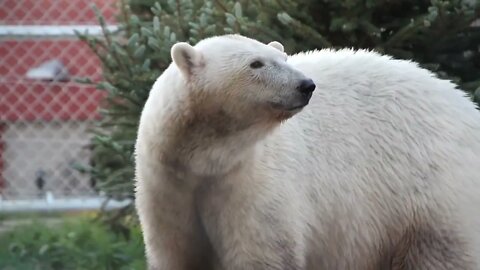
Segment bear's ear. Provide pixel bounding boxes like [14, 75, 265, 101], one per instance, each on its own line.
[268, 41, 284, 52]
[171, 42, 203, 77]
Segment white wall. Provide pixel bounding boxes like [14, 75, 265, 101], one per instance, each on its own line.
[2, 121, 95, 199]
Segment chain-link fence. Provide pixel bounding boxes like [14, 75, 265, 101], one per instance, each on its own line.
[0, 0, 128, 211]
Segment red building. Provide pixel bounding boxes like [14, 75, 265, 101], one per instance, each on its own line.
[0, 0, 117, 199]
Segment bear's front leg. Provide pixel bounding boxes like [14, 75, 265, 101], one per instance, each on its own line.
[136, 182, 213, 270]
[197, 178, 307, 270]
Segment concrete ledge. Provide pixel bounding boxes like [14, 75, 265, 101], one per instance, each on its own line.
[0, 196, 131, 212]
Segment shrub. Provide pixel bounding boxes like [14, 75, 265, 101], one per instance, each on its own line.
[0, 216, 145, 270]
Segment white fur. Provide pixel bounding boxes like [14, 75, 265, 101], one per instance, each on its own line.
[135, 35, 480, 270]
[171, 42, 203, 78]
[268, 41, 284, 52]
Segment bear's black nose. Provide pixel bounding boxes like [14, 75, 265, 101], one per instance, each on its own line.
[297, 79, 316, 95]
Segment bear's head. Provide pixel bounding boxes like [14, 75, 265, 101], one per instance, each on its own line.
[149, 35, 316, 176]
[171, 35, 315, 126]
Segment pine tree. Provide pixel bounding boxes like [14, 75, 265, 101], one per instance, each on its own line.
[77, 0, 480, 222]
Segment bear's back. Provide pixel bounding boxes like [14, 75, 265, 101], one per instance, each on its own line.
[283, 49, 480, 187]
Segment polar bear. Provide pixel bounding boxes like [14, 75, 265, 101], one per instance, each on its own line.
[134, 34, 480, 270]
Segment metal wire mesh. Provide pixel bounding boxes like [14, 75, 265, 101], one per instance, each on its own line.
[0, 0, 117, 26]
[0, 0, 117, 207]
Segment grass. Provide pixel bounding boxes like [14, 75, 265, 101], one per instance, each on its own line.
[0, 213, 146, 270]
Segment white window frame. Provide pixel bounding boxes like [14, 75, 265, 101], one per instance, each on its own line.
[0, 25, 119, 36]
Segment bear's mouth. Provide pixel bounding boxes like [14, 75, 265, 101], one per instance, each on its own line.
[285, 104, 306, 111]
[268, 101, 308, 112]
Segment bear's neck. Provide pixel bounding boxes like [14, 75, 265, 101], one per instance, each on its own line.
[166, 107, 267, 176]
[157, 96, 275, 178]
[140, 69, 278, 179]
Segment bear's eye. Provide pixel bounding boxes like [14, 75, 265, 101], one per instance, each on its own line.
[250, 60, 264, 69]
